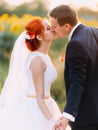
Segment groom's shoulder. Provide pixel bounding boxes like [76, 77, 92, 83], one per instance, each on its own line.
[89, 26, 98, 34]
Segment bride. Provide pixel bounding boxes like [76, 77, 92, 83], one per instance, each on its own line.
[0, 17, 71, 130]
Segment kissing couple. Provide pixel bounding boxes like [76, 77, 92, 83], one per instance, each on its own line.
[0, 4, 98, 130]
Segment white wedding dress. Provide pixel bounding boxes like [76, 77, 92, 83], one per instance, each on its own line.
[0, 32, 71, 130]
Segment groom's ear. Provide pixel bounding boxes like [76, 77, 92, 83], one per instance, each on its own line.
[64, 23, 72, 32]
[36, 35, 42, 41]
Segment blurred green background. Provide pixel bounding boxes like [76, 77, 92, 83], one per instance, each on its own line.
[0, 0, 98, 111]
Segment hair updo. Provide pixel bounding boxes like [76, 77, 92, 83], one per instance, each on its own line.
[25, 18, 44, 51]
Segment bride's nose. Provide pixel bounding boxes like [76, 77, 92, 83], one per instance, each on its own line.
[51, 27, 55, 33]
[51, 27, 55, 32]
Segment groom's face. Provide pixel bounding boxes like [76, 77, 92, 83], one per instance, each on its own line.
[50, 17, 69, 38]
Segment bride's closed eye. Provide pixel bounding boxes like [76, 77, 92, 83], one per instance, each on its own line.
[47, 26, 51, 30]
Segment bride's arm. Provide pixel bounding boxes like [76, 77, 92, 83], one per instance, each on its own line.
[30, 56, 54, 121]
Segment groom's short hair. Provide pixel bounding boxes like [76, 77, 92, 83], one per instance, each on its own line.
[49, 4, 78, 26]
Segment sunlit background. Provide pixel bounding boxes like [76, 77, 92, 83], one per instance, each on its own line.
[4, 0, 98, 11]
[0, 0, 98, 111]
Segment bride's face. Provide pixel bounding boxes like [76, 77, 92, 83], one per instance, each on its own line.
[42, 20, 56, 42]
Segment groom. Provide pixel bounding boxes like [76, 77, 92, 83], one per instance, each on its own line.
[49, 4, 98, 130]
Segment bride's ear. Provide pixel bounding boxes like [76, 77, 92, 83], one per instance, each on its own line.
[36, 35, 42, 41]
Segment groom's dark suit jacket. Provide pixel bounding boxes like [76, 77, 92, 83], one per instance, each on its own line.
[64, 24, 98, 126]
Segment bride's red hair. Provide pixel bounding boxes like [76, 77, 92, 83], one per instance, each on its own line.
[25, 18, 44, 51]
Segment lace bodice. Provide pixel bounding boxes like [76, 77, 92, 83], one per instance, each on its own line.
[26, 51, 57, 97]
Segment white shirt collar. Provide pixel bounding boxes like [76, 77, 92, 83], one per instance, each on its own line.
[68, 22, 81, 41]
